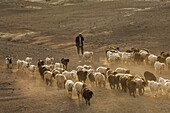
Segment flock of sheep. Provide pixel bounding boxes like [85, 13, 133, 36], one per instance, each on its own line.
[4, 47, 170, 105]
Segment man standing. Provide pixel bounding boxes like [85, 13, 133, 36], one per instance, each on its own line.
[75, 33, 84, 55]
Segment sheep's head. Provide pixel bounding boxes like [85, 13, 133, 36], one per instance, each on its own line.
[89, 52, 93, 56]
[113, 71, 117, 75]
[38, 59, 44, 67]
[107, 67, 110, 71]
[125, 70, 130, 74]
[61, 58, 69, 63]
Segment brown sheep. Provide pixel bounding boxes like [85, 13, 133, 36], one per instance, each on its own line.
[127, 79, 137, 97]
[108, 73, 120, 90]
[88, 73, 95, 86]
[120, 75, 129, 92]
[77, 71, 88, 83]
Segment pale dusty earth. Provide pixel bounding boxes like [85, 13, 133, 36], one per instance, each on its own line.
[0, 0, 170, 113]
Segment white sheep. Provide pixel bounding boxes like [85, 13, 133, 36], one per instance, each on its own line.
[25, 57, 32, 65]
[159, 77, 170, 94]
[53, 67, 65, 74]
[54, 62, 64, 68]
[55, 74, 67, 88]
[22, 61, 29, 68]
[82, 51, 93, 62]
[62, 71, 73, 80]
[16, 59, 24, 70]
[133, 77, 146, 95]
[74, 81, 87, 100]
[76, 65, 94, 77]
[83, 64, 92, 70]
[44, 71, 53, 86]
[51, 69, 61, 75]
[94, 72, 106, 87]
[76, 65, 92, 71]
[17, 60, 29, 72]
[139, 49, 150, 64]
[62, 70, 78, 82]
[96, 66, 110, 75]
[65, 80, 74, 97]
[70, 70, 78, 82]
[139, 49, 150, 58]
[45, 57, 54, 65]
[107, 51, 121, 63]
[164, 82, 170, 97]
[106, 49, 119, 59]
[121, 52, 134, 64]
[166, 57, 170, 69]
[27, 64, 37, 75]
[86, 69, 95, 76]
[76, 65, 84, 71]
[148, 80, 163, 97]
[154, 61, 166, 74]
[148, 54, 158, 65]
[159, 77, 170, 86]
[41, 64, 54, 71]
[115, 67, 130, 74]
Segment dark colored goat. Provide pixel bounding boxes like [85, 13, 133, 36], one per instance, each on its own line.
[77, 71, 88, 83]
[88, 73, 95, 86]
[128, 79, 137, 97]
[120, 76, 129, 92]
[82, 88, 94, 106]
[133, 52, 144, 64]
[61, 58, 69, 70]
[38, 59, 49, 80]
[108, 74, 120, 89]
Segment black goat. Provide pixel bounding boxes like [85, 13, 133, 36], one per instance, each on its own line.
[38, 59, 49, 80]
[77, 71, 88, 83]
[61, 58, 69, 70]
[82, 88, 94, 106]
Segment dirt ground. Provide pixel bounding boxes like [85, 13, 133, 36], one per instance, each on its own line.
[0, 0, 170, 113]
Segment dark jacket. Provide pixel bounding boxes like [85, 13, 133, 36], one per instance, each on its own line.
[75, 35, 84, 46]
